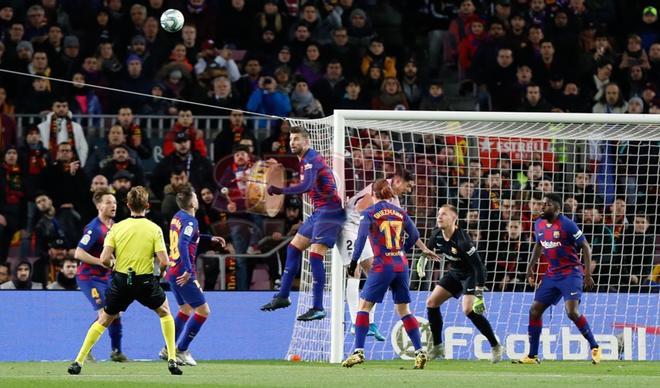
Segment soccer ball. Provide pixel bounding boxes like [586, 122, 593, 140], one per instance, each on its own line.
[160, 9, 184, 33]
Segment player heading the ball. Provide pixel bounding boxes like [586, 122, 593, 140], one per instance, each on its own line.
[260, 126, 346, 321]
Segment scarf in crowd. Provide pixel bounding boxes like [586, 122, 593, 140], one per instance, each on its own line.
[27, 145, 48, 175]
[3, 161, 23, 205]
[231, 125, 244, 143]
[124, 123, 143, 149]
[48, 116, 75, 160]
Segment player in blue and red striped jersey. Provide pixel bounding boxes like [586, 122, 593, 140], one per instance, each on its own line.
[515, 193, 601, 365]
[342, 179, 438, 369]
[261, 126, 346, 321]
[159, 184, 225, 366]
[74, 188, 127, 362]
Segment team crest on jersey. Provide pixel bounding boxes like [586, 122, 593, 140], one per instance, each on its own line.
[553, 231, 560, 239]
[451, 247, 457, 254]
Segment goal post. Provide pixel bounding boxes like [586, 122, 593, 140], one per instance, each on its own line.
[287, 110, 660, 363]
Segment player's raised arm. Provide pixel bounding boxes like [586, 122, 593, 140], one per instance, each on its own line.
[268, 162, 317, 195]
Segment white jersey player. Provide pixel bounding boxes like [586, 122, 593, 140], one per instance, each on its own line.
[338, 170, 415, 340]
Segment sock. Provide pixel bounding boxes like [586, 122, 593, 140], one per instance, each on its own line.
[573, 315, 599, 349]
[108, 317, 122, 352]
[427, 307, 443, 346]
[75, 321, 107, 364]
[467, 311, 499, 347]
[174, 311, 190, 341]
[309, 252, 325, 310]
[528, 318, 542, 357]
[177, 313, 207, 351]
[160, 314, 176, 361]
[354, 311, 369, 349]
[369, 303, 376, 325]
[277, 244, 302, 299]
[346, 277, 360, 324]
[401, 314, 422, 351]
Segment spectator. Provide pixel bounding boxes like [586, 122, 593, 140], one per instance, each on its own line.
[68, 73, 103, 117]
[161, 165, 190, 223]
[59, 35, 80, 79]
[213, 110, 256, 162]
[17, 126, 49, 245]
[246, 75, 292, 126]
[446, 0, 480, 67]
[202, 76, 241, 115]
[111, 170, 132, 222]
[0, 86, 15, 120]
[273, 65, 294, 95]
[41, 142, 88, 212]
[519, 83, 553, 112]
[0, 261, 43, 290]
[235, 57, 264, 107]
[619, 33, 650, 71]
[323, 27, 360, 78]
[261, 118, 293, 156]
[626, 96, 644, 113]
[371, 77, 408, 110]
[37, 97, 88, 167]
[256, 0, 289, 43]
[641, 82, 657, 110]
[96, 41, 122, 81]
[558, 81, 590, 113]
[399, 58, 423, 110]
[151, 131, 215, 201]
[648, 43, 660, 84]
[0, 146, 25, 263]
[115, 55, 152, 113]
[116, 106, 151, 160]
[476, 47, 517, 111]
[163, 108, 207, 158]
[581, 205, 614, 290]
[33, 193, 81, 284]
[217, 144, 263, 290]
[623, 64, 646, 99]
[0, 263, 8, 284]
[346, 8, 376, 48]
[621, 215, 656, 291]
[336, 78, 369, 110]
[458, 19, 487, 78]
[288, 23, 313, 66]
[24, 5, 48, 44]
[592, 82, 628, 113]
[0, 105, 16, 154]
[490, 220, 531, 291]
[194, 40, 241, 83]
[47, 257, 78, 290]
[290, 78, 324, 118]
[99, 144, 144, 187]
[139, 84, 172, 115]
[360, 37, 396, 79]
[217, 0, 255, 49]
[85, 124, 139, 178]
[292, 2, 335, 45]
[197, 185, 229, 290]
[295, 42, 324, 87]
[419, 79, 452, 111]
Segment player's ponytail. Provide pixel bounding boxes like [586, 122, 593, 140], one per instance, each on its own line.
[372, 178, 394, 200]
[127, 186, 150, 213]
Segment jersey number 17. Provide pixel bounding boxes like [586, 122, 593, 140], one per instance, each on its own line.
[379, 220, 402, 250]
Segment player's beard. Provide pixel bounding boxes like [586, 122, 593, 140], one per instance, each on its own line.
[540, 210, 553, 220]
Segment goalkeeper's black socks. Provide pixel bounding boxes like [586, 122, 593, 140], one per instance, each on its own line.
[427, 307, 443, 346]
[467, 311, 499, 347]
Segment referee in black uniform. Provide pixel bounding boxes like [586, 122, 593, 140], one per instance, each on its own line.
[68, 186, 182, 375]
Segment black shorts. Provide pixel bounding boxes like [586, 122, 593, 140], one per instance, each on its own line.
[438, 270, 476, 298]
[104, 272, 166, 315]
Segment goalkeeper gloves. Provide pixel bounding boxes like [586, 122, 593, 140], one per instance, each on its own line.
[347, 260, 358, 278]
[416, 255, 428, 279]
[472, 287, 486, 314]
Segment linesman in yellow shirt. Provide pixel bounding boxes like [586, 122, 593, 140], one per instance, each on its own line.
[68, 186, 182, 375]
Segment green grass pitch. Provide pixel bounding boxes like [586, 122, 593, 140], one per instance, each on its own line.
[1, 360, 658, 387]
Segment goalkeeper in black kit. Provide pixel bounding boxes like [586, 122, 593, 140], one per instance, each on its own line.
[418, 204, 504, 362]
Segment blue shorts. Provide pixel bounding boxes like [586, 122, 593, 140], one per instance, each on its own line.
[298, 208, 345, 248]
[361, 269, 411, 304]
[534, 275, 583, 306]
[77, 276, 110, 311]
[169, 277, 206, 308]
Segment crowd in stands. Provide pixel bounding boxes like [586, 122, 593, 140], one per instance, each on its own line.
[0, 0, 658, 292]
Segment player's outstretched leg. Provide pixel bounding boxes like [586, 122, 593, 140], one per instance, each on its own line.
[261, 244, 299, 311]
[565, 300, 600, 364]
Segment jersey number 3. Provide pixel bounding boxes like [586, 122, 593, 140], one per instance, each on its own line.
[169, 230, 180, 260]
[379, 220, 402, 250]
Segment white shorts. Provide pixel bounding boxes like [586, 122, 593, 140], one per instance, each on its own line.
[337, 222, 374, 266]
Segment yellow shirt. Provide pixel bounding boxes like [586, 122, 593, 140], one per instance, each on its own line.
[104, 217, 166, 275]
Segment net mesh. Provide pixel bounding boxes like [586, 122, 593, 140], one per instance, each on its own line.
[286, 114, 660, 362]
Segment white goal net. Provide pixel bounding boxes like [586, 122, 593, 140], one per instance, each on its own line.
[287, 111, 660, 363]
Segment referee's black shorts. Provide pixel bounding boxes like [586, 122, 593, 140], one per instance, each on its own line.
[438, 270, 477, 298]
[104, 272, 167, 315]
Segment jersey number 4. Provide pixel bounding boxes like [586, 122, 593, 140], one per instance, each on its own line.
[169, 230, 180, 260]
[379, 220, 402, 250]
